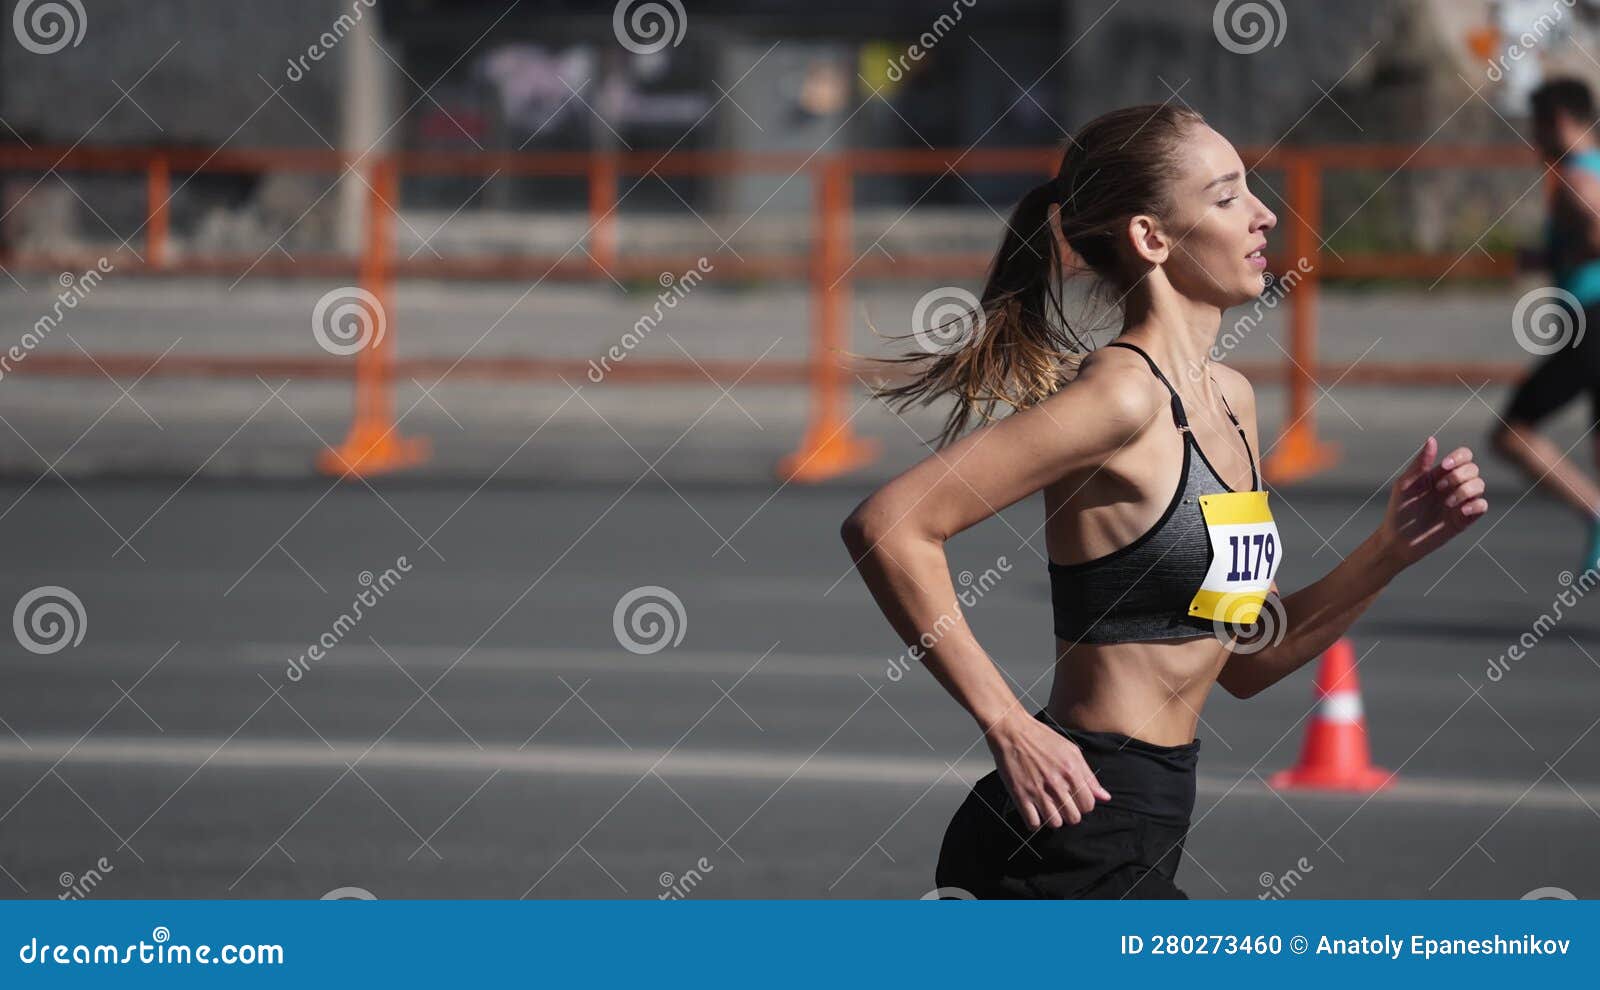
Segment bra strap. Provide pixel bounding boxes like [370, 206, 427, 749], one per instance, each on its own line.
[1105, 341, 1260, 490]
[1209, 372, 1257, 488]
[1101, 341, 1188, 430]
[1210, 373, 1242, 427]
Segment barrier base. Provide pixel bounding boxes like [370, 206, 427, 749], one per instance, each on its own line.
[1263, 430, 1341, 486]
[776, 416, 879, 483]
[316, 421, 431, 478]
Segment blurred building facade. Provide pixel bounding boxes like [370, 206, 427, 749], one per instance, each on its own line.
[3, 0, 1598, 258]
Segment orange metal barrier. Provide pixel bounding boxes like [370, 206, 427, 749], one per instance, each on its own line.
[0, 142, 1542, 483]
[314, 158, 429, 478]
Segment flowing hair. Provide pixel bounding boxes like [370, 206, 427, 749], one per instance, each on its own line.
[864, 104, 1207, 449]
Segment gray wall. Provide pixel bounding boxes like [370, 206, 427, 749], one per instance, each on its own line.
[2, 0, 350, 146]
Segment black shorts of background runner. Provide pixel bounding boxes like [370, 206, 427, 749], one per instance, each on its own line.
[1503, 300, 1600, 428]
[934, 709, 1200, 899]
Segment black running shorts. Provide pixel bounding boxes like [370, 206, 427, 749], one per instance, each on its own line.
[933, 711, 1201, 899]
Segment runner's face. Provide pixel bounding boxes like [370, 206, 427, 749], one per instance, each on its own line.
[1156, 126, 1277, 308]
[1533, 110, 1586, 161]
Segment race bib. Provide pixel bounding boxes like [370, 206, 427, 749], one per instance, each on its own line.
[1187, 490, 1281, 625]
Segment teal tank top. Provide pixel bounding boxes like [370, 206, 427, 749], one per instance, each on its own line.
[1547, 148, 1600, 306]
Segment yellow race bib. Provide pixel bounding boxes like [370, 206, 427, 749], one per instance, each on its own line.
[1187, 490, 1281, 626]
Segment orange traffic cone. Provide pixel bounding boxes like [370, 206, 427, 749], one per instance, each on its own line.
[1267, 638, 1393, 793]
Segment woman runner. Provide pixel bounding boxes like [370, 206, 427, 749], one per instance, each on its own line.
[839, 104, 1490, 898]
[1492, 77, 1600, 574]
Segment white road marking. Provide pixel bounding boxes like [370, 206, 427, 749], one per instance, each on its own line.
[0, 736, 1593, 810]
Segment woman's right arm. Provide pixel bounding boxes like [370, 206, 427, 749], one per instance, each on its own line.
[839, 352, 1163, 828]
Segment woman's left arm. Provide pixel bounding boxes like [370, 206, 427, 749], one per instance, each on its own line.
[1210, 367, 1489, 699]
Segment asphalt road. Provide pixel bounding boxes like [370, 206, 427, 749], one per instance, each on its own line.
[0, 473, 1596, 900]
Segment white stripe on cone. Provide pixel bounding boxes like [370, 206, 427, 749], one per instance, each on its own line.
[1318, 690, 1364, 723]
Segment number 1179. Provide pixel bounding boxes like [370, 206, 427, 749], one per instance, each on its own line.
[1226, 532, 1274, 582]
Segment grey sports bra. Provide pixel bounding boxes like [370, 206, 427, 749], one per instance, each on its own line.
[1048, 341, 1262, 644]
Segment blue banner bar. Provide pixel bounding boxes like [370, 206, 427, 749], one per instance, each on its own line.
[1, 900, 1591, 987]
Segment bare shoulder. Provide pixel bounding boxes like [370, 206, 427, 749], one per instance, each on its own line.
[840, 342, 1172, 545]
[1045, 344, 1168, 439]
